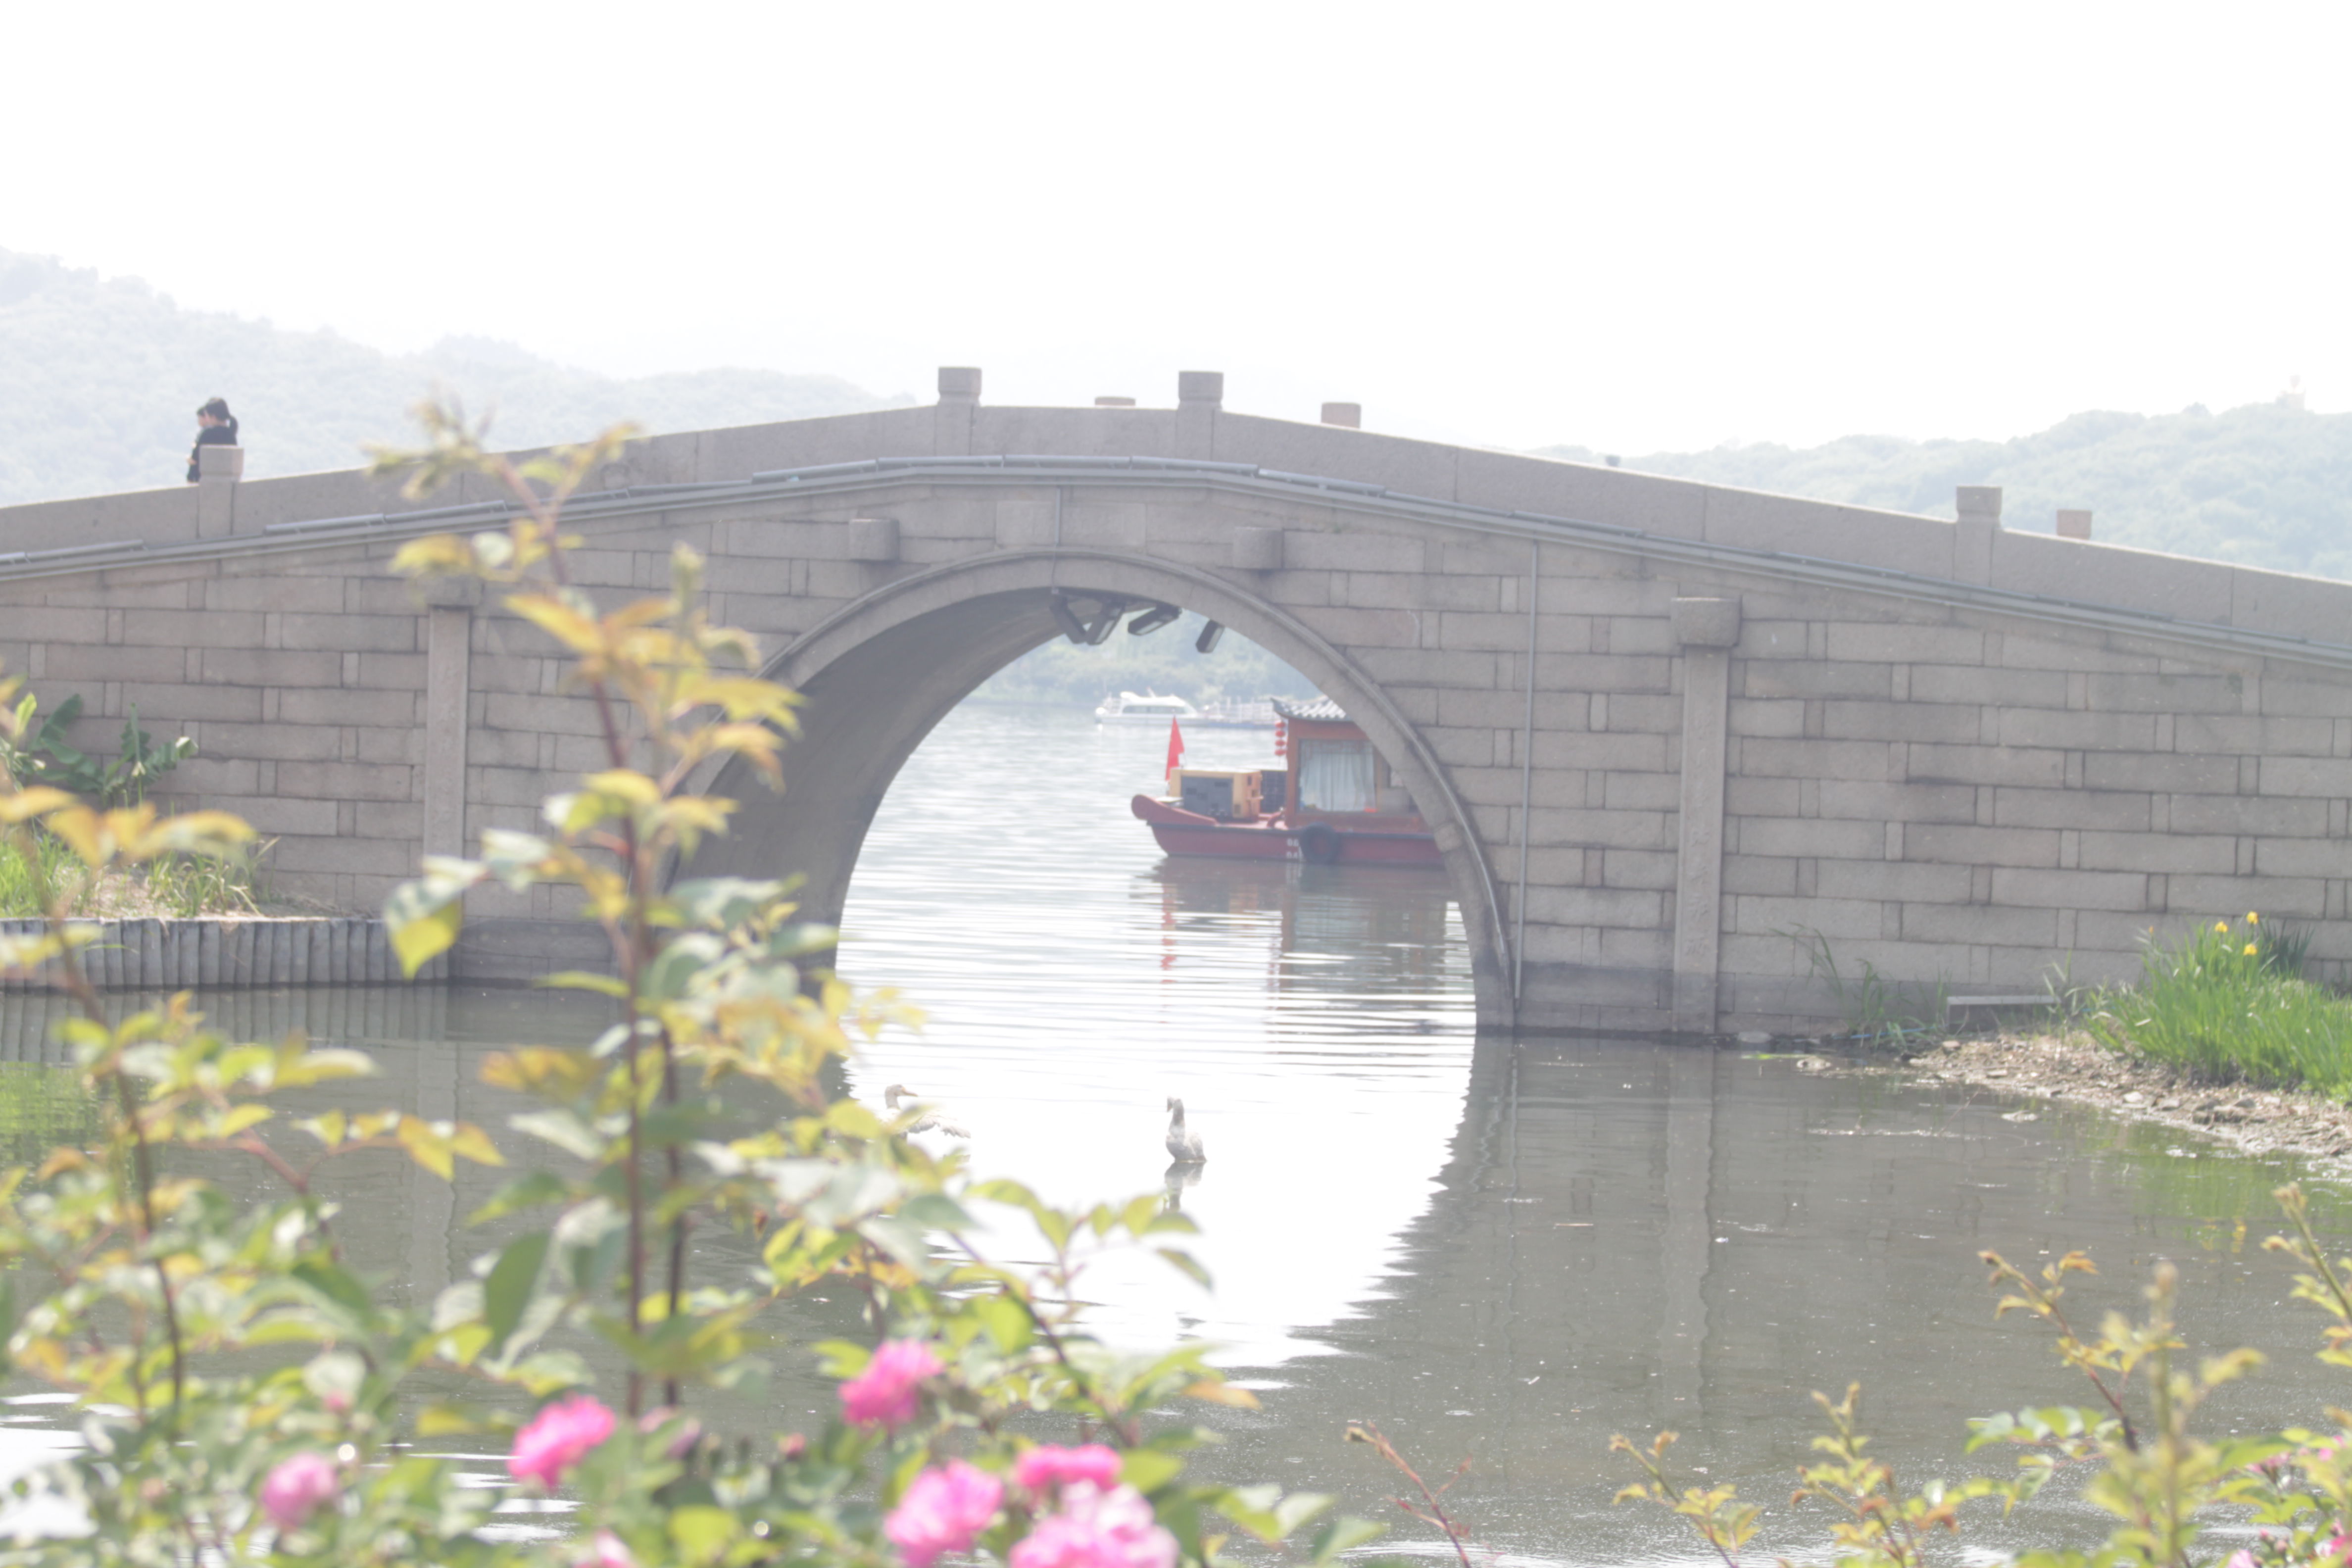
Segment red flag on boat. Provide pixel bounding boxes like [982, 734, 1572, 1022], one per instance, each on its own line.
[1165, 717, 1186, 791]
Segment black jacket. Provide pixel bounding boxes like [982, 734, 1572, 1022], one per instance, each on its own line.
[186, 422, 238, 483]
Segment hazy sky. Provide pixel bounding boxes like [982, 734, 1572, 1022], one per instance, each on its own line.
[10, 3, 2344, 454]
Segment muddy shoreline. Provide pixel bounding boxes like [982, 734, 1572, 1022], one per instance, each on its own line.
[1837, 1030, 2352, 1165]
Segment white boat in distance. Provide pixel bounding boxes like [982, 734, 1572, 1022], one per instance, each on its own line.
[1091, 692, 1286, 728]
[1094, 691, 1199, 723]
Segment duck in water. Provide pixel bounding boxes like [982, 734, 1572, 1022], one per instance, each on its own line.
[883, 1083, 971, 1139]
[1164, 1096, 1205, 1164]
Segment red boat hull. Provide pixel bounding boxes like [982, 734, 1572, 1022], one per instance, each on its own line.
[1129, 795, 1443, 867]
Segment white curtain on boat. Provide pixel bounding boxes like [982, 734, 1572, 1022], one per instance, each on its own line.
[1298, 740, 1375, 812]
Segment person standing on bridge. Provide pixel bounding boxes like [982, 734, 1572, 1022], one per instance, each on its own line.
[185, 397, 239, 482]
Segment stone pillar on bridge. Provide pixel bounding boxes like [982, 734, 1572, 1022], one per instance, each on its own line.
[1176, 371, 1223, 458]
[1954, 485, 2001, 584]
[935, 367, 980, 457]
[421, 578, 480, 860]
[1670, 597, 1741, 1033]
[196, 442, 244, 539]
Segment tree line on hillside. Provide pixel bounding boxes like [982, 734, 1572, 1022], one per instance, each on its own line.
[973, 612, 1318, 709]
[0, 248, 906, 504]
[1537, 395, 2352, 581]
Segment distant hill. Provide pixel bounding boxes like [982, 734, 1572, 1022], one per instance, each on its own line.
[8, 246, 2347, 585]
[0, 248, 910, 504]
[1536, 398, 2352, 581]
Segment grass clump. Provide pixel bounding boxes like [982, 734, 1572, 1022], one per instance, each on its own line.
[0, 828, 270, 919]
[2088, 913, 2352, 1094]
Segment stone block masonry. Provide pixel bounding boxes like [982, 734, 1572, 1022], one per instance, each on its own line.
[0, 369, 2348, 1034]
[0, 916, 443, 991]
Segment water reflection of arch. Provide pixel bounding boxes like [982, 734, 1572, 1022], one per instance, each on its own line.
[680, 548, 1513, 1027]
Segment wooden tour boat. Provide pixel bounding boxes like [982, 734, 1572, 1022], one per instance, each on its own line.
[1129, 697, 1443, 867]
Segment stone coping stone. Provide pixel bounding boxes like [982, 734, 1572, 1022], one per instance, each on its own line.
[0, 915, 444, 990]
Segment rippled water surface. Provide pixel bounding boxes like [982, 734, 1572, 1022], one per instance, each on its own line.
[4, 703, 2352, 1563]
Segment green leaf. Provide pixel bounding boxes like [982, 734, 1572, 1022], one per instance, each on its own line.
[508, 1349, 594, 1396]
[899, 1192, 976, 1230]
[483, 1231, 551, 1350]
[510, 1108, 607, 1162]
[383, 856, 486, 976]
[537, 970, 629, 997]
[1119, 1447, 1186, 1494]
[468, 1171, 574, 1225]
[970, 1294, 1033, 1355]
[416, 1402, 493, 1437]
[669, 1505, 738, 1564]
[293, 1254, 376, 1323]
[1156, 1246, 1213, 1290]
[1310, 1517, 1388, 1564]
[0, 1276, 18, 1379]
[1273, 1491, 1334, 1537]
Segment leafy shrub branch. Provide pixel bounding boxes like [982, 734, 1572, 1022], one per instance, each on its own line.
[0, 404, 1386, 1567]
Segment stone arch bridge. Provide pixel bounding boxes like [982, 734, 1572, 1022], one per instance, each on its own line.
[3, 369, 2350, 1033]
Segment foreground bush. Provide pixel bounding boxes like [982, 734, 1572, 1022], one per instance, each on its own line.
[0, 412, 1381, 1566]
[1618, 1184, 2352, 1568]
[2089, 916, 2352, 1095]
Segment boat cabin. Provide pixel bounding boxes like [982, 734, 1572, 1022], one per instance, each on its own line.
[1272, 697, 1424, 831]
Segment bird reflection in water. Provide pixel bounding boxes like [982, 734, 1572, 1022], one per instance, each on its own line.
[1162, 1159, 1204, 1213]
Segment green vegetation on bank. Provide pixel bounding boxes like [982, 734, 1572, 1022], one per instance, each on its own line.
[1540, 397, 2352, 581]
[973, 610, 1318, 709]
[2088, 913, 2352, 1095]
[0, 829, 267, 918]
[0, 247, 906, 504]
[0, 681, 265, 915]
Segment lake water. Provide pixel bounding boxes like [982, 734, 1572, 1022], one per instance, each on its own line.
[2, 702, 2349, 1564]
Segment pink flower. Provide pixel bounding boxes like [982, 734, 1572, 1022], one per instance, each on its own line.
[840, 1339, 943, 1430]
[259, 1450, 342, 1530]
[1015, 1445, 1124, 1494]
[886, 1460, 1006, 1568]
[1010, 1482, 1178, 1568]
[578, 1531, 636, 1568]
[508, 1394, 617, 1488]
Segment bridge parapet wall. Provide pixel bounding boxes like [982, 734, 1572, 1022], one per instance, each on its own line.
[9, 371, 2349, 644]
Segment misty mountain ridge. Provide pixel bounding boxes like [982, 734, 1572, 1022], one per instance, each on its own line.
[3, 245, 2346, 586]
[1536, 394, 2352, 582]
[0, 247, 911, 505]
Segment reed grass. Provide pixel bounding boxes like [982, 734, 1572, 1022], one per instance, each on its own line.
[0, 829, 88, 918]
[2087, 914, 2352, 1096]
[0, 828, 266, 919]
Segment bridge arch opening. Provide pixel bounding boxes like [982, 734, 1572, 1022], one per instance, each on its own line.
[705, 550, 1485, 1363]
[683, 548, 1509, 1023]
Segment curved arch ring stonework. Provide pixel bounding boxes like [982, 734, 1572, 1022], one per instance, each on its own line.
[686, 546, 1513, 1018]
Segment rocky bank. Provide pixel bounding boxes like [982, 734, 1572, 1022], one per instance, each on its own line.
[1850, 1031, 2352, 1163]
